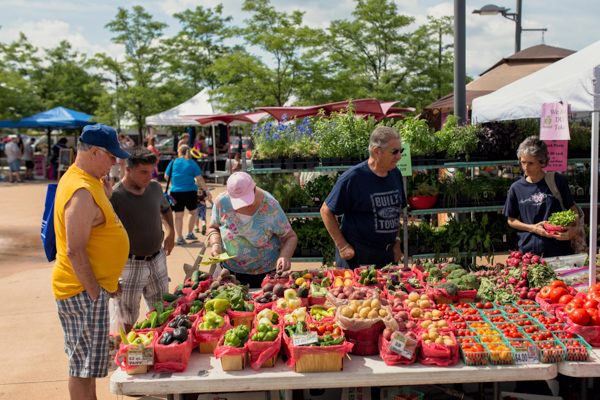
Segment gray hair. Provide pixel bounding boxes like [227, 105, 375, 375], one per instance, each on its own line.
[77, 141, 94, 153]
[368, 126, 401, 156]
[516, 136, 549, 164]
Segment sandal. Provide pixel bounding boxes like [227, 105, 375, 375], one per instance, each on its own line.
[175, 237, 186, 246]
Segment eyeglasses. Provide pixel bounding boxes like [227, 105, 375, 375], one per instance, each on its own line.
[520, 160, 540, 167]
[379, 147, 405, 156]
[97, 148, 117, 163]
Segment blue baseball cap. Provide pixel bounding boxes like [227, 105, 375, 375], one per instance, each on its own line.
[79, 124, 130, 159]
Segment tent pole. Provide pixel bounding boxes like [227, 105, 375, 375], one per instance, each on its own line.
[46, 127, 51, 168]
[227, 124, 231, 172]
[212, 125, 217, 175]
[589, 111, 599, 286]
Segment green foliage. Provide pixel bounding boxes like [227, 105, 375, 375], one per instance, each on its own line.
[251, 116, 316, 159]
[393, 118, 435, 156]
[304, 174, 339, 202]
[437, 115, 480, 160]
[252, 173, 298, 212]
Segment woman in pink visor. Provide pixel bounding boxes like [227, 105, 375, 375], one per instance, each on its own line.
[206, 172, 298, 288]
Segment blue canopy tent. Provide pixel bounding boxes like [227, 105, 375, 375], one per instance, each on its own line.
[0, 106, 94, 166]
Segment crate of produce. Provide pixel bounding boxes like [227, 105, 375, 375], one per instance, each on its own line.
[479, 335, 507, 344]
[506, 338, 538, 364]
[560, 338, 591, 361]
[460, 341, 488, 366]
[536, 340, 567, 363]
[485, 342, 515, 365]
[389, 386, 425, 400]
[455, 328, 477, 338]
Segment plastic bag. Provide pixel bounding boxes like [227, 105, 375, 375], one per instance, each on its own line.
[247, 328, 282, 370]
[114, 334, 156, 372]
[108, 297, 125, 372]
[378, 334, 418, 366]
[556, 307, 600, 346]
[154, 328, 193, 372]
[419, 331, 460, 366]
[214, 336, 248, 359]
[192, 313, 231, 345]
[282, 332, 353, 367]
[334, 305, 399, 332]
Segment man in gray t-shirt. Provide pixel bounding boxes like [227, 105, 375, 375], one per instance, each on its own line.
[5, 135, 23, 183]
[110, 147, 175, 332]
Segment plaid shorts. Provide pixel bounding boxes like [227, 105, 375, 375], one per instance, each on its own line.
[56, 288, 110, 378]
[116, 248, 169, 324]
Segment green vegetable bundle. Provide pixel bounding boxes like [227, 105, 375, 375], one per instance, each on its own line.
[548, 210, 577, 227]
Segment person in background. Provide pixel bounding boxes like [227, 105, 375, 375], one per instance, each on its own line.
[232, 152, 242, 172]
[147, 137, 160, 180]
[52, 123, 130, 400]
[194, 188, 212, 235]
[5, 135, 23, 183]
[207, 172, 297, 288]
[51, 138, 69, 180]
[194, 133, 207, 155]
[320, 126, 407, 269]
[177, 133, 190, 151]
[165, 144, 212, 246]
[502, 136, 577, 257]
[22, 137, 35, 180]
[17, 133, 24, 154]
[110, 147, 174, 333]
[117, 135, 134, 181]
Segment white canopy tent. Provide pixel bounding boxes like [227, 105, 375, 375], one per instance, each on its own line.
[472, 40, 600, 285]
[146, 89, 214, 126]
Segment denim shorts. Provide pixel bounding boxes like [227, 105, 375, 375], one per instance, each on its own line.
[9, 159, 20, 172]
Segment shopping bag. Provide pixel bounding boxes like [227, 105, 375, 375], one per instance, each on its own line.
[41, 184, 58, 262]
[108, 297, 125, 372]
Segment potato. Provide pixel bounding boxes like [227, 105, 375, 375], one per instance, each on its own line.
[359, 308, 370, 319]
[438, 320, 448, 328]
[378, 309, 387, 317]
[442, 335, 451, 340]
[408, 292, 420, 302]
[421, 333, 430, 340]
[383, 328, 393, 341]
[407, 301, 417, 308]
[341, 307, 353, 318]
[405, 321, 417, 330]
[425, 339, 432, 344]
[419, 300, 431, 308]
[351, 300, 361, 309]
[420, 294, 429, 301]
[362, 299, 372, 308]
[353, 313, 359, 319]
[435, 337, 444, 344]
[396, 311, 408, 321]
[429, 331, 439, 341]
[371, 299, 381, 310]
[349, 303, 358, 313]
[424, 311, 432, 319]
[421, 320, 432, 329]
[367, 309, 379, 319]
[432, 310, 442, 318]
[337, 293, 346, 299]
[410, 308, 422, 318]
[444, 339, 454, 346]
[393, 299, 403, 308]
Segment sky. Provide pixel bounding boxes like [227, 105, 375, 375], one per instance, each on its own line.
[0, 0, 598, 79]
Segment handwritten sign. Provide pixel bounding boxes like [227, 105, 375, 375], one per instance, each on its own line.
[395, 143, 412, 175]
[513, 345, 539, 365]
[292, 333, 318, 346]
[540, 102, 570, 140]
[543, 140, 568, 172]
[127, 347, 154, 366]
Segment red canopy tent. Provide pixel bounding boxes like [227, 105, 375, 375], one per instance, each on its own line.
[256, 98, 415, 121]
[180, 111, 269, 172]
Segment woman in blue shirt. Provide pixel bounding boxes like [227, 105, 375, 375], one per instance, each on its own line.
[165, 145, 212, 245]
[502, 136, 578, 257]
[207, 172, 297, 288]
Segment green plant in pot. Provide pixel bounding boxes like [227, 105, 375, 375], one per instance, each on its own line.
[437, 115, 480, 161]
[394, 118, 435, 157]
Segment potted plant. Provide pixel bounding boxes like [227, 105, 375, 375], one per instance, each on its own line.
[407, 181, 439, 210]
[394, 118, 436, 165]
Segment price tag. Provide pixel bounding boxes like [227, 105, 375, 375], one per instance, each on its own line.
[513, 345, 539, 364]
[389, 332, 417, 359]
[127, 347, 154, 366]
[292, 333, 318, 346]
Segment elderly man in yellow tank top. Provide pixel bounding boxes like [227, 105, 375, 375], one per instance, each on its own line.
[51, 124, 130, 400]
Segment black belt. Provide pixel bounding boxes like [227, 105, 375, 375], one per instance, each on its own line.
[344, 233, 397, 251]
[129, 250, 161, 261]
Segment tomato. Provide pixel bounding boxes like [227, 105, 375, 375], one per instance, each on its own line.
[332, 327, 343, 336]
[308, 323, 317, 331]
[550, 280, 568, 289]
[565, 302, 578, 315]
[570, 298, 585, 308]
[585, 308, 600, 326]
[584, 299, 600, 310]
[571, 308, 591, 326]
[549, 287, 568, 304]
[317, 325, 326, 335]
[558, 294, 574, 305]
[484, 302, 493, 309]
[589, 283, 600, 294]
[540, 286, 553, 299]
[475, 302, 484, 309]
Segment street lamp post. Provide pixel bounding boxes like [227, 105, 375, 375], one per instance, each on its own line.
[473, 0, 547, 53]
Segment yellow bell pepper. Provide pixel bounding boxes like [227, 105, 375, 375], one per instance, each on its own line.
[295, 277, 306, 286]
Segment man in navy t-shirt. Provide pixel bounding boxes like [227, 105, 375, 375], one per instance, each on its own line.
[321, 126, 407, 269]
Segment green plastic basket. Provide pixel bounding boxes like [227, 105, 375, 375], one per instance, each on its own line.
[460, 341, 488, 366]
[484, 341, 515, 365]
[536, 340, 567, 363]
[560, 338, 591, 362]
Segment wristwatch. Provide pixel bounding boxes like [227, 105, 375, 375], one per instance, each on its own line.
[395, 236, 401, 242]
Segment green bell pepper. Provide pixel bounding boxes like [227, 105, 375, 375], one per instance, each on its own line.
[224, 326, 248, 348]
[205, 298, 229, 314]
[157, 309, 174, 326]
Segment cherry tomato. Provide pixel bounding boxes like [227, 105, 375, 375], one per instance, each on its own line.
[484, 302, 494, 309]
[475, 302, 484, 309]
[571, 308, 591, 326]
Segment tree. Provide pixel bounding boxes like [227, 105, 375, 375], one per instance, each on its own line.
[32, 40, 106, 116]
[0, 33, 43, 120]
[162, 4, 233, 98]
[95, 6, 168, 138]
[209, 0, 326, 112]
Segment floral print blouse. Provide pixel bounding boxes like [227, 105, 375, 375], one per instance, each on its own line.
[211, 190, 292, 274]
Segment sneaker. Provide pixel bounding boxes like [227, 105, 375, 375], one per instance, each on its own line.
[194, 228, 200, 233]
[175, 237, 186, 246]
[202, 226, 206, 235]
[185, 233, 198, 241]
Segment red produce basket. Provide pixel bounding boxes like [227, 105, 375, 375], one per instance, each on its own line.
[408, 195, 438, 210]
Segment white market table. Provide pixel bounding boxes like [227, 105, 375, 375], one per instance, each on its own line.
[557, 348, 600, 400]
[110, 351, 557, 400]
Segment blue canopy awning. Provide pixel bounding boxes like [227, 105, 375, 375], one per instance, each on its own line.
[0, 106, 94, 129]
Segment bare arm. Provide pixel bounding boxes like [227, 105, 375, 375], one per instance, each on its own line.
[161, 210, 175, 255]
[207, 222, 223, 257]
[320, 202, 355, 260]
[508, 217, 553, 238]
[64, 189, 103, 300]
[276, 230, 298, 272]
